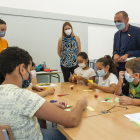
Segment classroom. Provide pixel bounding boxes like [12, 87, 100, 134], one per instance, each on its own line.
[0, 0, 140, 140]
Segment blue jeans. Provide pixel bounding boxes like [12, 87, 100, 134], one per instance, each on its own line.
[38, 119, 66, 140]
[41, 128, 66, 140]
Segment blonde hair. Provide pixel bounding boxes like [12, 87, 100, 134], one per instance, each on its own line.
[125, 57, 140, 73]
[62, 22, 75, 38]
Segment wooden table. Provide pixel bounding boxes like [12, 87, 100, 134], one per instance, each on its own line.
[58, 107, 140, 140]
[43, 82, 139, 140]
[36, 71, 61, 83]
[44, 82, 136, 118]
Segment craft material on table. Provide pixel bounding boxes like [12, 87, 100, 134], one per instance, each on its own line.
[64, 109, 71, 111]
[83, 90, 93, 91]
[87, 106, 95, 111]
[115, 97, 120, 103]
[88, 80, 93, 84]
[38, 83, 58, 87]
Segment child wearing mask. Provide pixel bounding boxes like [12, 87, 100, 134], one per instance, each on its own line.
[115, 57, 140, 106]
[27, 62, 55, 97]
[0, 47, 87, 140]
[88, 55, 118, 93]
[69, 52, 96, 85]
[0, 19, 8, 53]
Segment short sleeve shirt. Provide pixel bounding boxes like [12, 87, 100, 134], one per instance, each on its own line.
[0, 38, 8, 53]
[0, 84, 45, 140]
[98, 73, 118, 87]
[74, 67, 96, 85]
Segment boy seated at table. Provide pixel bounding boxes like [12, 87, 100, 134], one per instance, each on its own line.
[0, 47, 87, 140]
[115, 57, 140, 106]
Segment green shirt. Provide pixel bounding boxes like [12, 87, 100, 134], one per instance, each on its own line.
[122, 82, 140, 99]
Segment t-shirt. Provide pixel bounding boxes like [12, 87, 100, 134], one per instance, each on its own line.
[122, 82, 140, 99]
[0, 84, 45, 140]
[74, 67, 96, 84]
[98, 73, 118, 87]
[0, 38, 8, 53]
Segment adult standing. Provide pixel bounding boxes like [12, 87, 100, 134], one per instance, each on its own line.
[0, 19, 8, 53]
[58, 22, 81, 82]
[113, 11, 140, 78]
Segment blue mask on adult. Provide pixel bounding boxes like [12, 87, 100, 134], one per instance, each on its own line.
[116, 22, 125, 31]
[125, 72, 134, 82]
[97, 69, 107, 77]
[22, 70, 32, 88]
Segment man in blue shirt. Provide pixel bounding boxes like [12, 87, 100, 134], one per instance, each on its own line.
[113, 11, 140, 82]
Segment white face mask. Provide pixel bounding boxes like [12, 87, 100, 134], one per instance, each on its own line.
[64, 29, 72, 36]
[78, 62, 86, 69]
[31, 70, 36, 79]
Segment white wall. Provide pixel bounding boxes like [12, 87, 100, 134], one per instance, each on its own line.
[0, 0, 140, 24]
[88, 24, 117, 60]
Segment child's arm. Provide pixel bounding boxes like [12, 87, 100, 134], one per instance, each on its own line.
[36, 88, 55, 97]
[89, 76, 95, 83]
[34, 97, 87, 127]
[31, 77, 38, 85]
[88, 82, 116, 93]
[115, 71, 124, 95]
[119, 96, 140, 106]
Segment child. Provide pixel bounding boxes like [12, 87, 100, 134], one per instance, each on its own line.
[0, 19, 8, 53]
[115, 57, 140, 106]
[26, 61, 55, 97]
[69, 52, 96, 85]
[88, 55, 118, 93]
[0, 47, 87, 140]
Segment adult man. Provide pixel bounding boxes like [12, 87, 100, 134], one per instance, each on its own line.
[113, 11, 140, 77]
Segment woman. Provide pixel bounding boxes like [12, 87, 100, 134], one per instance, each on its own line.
[58, 22, 81, 82]
[0, 19, 8, 53]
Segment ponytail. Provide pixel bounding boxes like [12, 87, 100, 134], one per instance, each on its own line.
[97, 55, 118, 76]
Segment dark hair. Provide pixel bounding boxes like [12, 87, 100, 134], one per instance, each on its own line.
[125, 57, 140, 73]
[32, 62, 36, 67]
[0, 47, 32, 84]
[0, 19, 6, 25]
[77, 52, 89, 66]
[115, 11, 128, 19]
[97, 55, 118, 75]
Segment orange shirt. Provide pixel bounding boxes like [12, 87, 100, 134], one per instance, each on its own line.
[0, 38, 8, 53]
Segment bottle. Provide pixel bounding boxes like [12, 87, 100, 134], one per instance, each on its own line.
[43, 62, 46, 69]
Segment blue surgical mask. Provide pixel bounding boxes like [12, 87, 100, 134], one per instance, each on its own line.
[22, 70, 32, 88]
[0, 31, 5, 37]
[116, 22, 125, 31]
[97, 69, 107, 77]
[125, 72, 134, 82]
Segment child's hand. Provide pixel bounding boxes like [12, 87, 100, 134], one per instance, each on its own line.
[119, 71, 125, 84]
[55, 101, 67, 109]
[33, 85, 45, 92]
[76, 76, 82, 81]
[72, 75, 75, 81]
[88, 82, 97, 89]
[119, 96, 132, 105]
[47, 88, 55, 95]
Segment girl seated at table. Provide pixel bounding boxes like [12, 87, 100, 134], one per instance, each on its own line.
[88, 55, 118, 93]
[69, 52, 96, 85]
[26, 61, 55, 97]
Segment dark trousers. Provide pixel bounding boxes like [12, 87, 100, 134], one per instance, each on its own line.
[61, 65, 78, 82]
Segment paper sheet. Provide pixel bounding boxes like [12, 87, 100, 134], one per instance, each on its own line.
[126, 57, 136, 61]
[38, 83, 58, 87]
[87, 106, 95, 111]
[88, 80, 93, 84]
[124, 113, 140, 125]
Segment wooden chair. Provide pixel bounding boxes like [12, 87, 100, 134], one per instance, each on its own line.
[0, 125, 13, 140]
